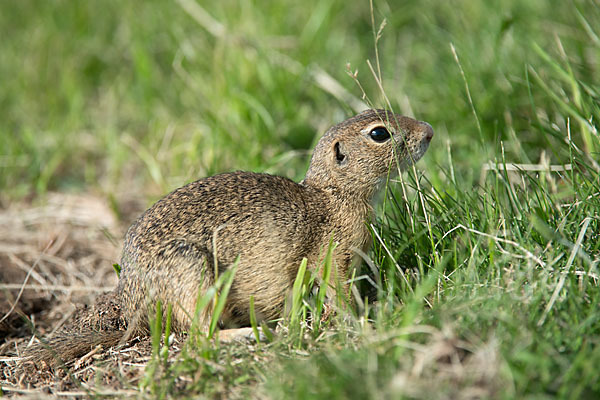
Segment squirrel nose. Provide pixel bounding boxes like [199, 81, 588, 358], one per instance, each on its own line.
[422, 122, 434, 142]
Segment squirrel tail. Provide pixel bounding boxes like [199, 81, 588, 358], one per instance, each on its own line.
[23, 291, 131, 369]
[26, 329, 126, 369]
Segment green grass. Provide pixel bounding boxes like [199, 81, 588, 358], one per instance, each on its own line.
[2, 0, 600, 398]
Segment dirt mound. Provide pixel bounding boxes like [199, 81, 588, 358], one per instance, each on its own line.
[0, 193, 123, 339]
[0, 193, 137, 393]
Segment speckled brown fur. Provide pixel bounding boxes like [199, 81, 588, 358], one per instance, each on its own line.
[26, 109, 433, 367]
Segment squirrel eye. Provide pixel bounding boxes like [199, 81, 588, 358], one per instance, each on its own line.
[369, 127, 391, 143]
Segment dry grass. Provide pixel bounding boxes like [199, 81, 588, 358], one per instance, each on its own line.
[0, 193, 134, 394]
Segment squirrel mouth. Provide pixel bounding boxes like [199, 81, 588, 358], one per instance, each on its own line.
[395, 121, 434, 171]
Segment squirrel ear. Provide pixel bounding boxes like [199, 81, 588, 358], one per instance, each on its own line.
[333, 141, 347, 165]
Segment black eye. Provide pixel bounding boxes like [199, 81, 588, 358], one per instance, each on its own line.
[369, 127, 391, 143]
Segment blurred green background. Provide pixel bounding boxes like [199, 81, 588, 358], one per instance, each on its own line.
[1, 0, 597, 201]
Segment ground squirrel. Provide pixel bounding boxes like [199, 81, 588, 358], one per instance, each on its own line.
[28, 109, 433, 367]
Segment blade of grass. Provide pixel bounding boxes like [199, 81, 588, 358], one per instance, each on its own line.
[209, 261, 238, 338]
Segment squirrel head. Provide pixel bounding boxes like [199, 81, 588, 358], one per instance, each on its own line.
[303, 109, 434, 199]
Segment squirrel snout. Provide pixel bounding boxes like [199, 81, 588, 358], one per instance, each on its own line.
[422, 122, 434, 143]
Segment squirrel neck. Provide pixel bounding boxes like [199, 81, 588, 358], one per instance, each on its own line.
[301, 175, 378, 236]
[302, 174, 380, 207]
